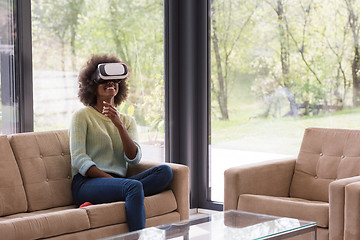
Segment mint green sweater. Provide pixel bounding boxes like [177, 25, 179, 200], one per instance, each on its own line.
[70, 106, 142, 177]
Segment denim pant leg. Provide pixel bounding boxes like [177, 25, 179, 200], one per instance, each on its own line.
[71, 174, 145, 231]
[129, 164, 173, 196]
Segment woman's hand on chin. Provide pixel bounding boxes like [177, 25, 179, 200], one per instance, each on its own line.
[102, 101, 124, 129]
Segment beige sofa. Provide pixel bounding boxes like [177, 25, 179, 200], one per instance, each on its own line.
[0, 130, 189, 240]
[224, 128, 360, 240]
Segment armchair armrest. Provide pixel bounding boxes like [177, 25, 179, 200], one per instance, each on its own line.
[127, 162, 189, 221]
[224, 158, 296, 211]
[329, 176, 360, 240]
[343, 181, 360, 240]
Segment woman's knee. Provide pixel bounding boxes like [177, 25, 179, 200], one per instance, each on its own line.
[126, 180, 144, 197]
[159, 165, 173, 182]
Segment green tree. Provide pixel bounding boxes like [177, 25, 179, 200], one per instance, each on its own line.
[344, 0, 360, 106]
[106, 1, 164, 132]
[32, 0, 84, 72]
[285, 0, 325, 114]
[322, 0, 351, 107]
[264, 0, 299, 116]
[211, 0, 257, 120]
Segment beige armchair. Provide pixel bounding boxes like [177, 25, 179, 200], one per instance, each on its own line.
[343, 181, 360, 239]
[224, 128, 360, 240]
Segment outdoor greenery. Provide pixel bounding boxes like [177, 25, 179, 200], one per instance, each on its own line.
[30, 0, 360, 150]
[209, 0, 360, 154]
[31, 0, 164, 142]
[211, 0, 360, 120]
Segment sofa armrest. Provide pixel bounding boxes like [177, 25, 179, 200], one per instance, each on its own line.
[343, 181, 360, 240]
[224, 158, 296, 211]
[127, 162, 189, 221]
[329, 176, 360, 240]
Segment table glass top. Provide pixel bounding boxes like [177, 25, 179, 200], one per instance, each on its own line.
[102, 210, 316, 240]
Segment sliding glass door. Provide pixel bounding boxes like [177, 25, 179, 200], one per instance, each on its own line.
[0, 0, 20, 134]
[210, 0, 360, 202]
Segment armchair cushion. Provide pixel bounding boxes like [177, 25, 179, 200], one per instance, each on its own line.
[224, 158, 296, 210]
[238, 194, 329, 227]
[290, 128, 360, 202]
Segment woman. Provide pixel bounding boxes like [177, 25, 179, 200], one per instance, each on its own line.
[70, 54, 173, 231]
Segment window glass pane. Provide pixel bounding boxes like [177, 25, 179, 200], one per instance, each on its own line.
[210, 0, 360, 202]
[0, 0, 18, 134]
[31, 0, 165, 161]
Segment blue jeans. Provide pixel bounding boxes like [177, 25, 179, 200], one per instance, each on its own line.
[71, 165, 173, 231]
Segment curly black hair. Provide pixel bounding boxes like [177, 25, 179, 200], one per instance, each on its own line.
[78, 54, 129, 107]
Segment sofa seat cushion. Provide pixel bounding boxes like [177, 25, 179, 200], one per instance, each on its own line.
[0, 206, 90, 240]
[238, 194, 329, 228]
[85, 190, 177, 229]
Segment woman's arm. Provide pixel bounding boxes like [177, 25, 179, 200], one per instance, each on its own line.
[70, 110, 98, 176]
[86, 166, 113, 178]
[102, 101, 138, 159]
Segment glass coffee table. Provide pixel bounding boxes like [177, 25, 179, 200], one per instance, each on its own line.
[103, 210, 317, 240]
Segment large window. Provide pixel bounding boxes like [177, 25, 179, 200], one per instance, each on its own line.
[31, 0, 165, 161]
[210, 0, 360, 202]
[0, 0, 19, 134]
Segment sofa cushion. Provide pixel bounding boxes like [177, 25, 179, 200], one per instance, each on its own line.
[238, 194, 329, 228]
[8, 130, 73, 211]
[0, 206, 90, 240]
[290, 128, 360, 202]
[45, 212, 181, 240]
[0, 135, 27, 216]
[85, 190, 177, 229]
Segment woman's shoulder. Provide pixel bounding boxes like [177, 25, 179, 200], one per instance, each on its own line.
[72, 106, 92, 119]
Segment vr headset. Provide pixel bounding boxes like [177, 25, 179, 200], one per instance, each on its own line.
[92, 63, 128, 84]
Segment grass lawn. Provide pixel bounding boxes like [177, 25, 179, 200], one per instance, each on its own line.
[211, 74, 360, 155]
[211, 105, 360, 155]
